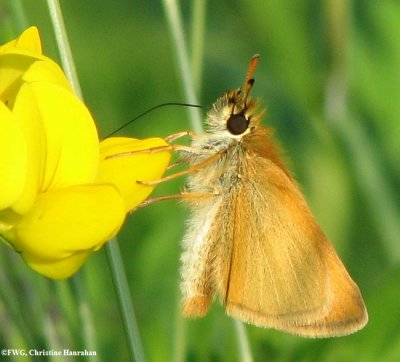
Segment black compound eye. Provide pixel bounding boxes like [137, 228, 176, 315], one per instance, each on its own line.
[226, 113, 249, 135]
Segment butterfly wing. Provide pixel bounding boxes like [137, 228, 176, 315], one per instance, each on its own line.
[218, 155, 367, 337]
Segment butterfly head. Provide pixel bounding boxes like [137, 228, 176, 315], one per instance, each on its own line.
[205, 55, 265, 139]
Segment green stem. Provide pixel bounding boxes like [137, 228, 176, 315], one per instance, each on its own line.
[105, 240, 146, 362]
[71, 276, 100, 362]
[46, 0, 83, 99]
[190, 0, 206, 95]
[161, 0, 203, 134]
[173, 292, 186, 362]
[234, 320, 254, 362]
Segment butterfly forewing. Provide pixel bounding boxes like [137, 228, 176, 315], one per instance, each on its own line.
[221, 149, 367, 337]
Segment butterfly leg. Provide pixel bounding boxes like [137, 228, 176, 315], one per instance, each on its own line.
[137, 150, 225, 186]
[105, 129, 197, 160]
[166, 158, 186, 170]
[165, 130, 196, 143]
[130, 190, 218, 212]
[105, 144, 173, 159]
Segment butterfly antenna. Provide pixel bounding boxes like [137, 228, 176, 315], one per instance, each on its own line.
[104, 102, 203, 139]
[242, 54, 260, 103]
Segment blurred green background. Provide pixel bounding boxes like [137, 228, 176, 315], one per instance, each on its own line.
[1, 0, 400, 361]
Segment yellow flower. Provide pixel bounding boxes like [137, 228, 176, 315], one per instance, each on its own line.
[99, 137, 171, 212]
[0, 27, 171, 279]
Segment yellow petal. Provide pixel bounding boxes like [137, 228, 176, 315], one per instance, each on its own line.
[8, 184, 125, 279]
[15, 26, 42, 53]
[27, 82, 99, 191]
[0, 28, 45, 106]
[0, 53, 40, 106]
[22, 250, 92, 280]
[10, 84, 46, 214]
[0, 103, 27, 209]
[0, 26, 42, 54]
[99, 137, 171, 211]
[22, 59, 73, 93]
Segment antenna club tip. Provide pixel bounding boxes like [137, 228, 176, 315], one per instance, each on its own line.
[250, 54, 260, 68]
[244, 54, 261, 87]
